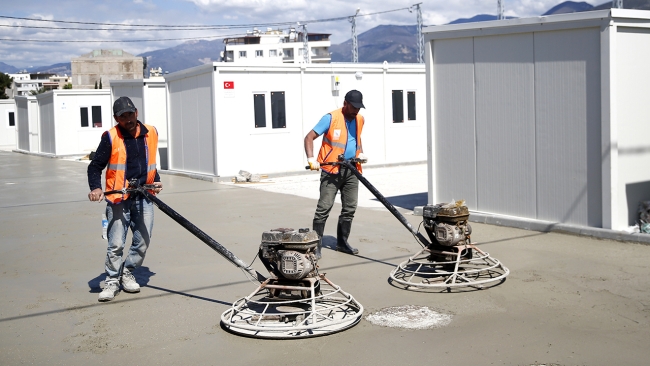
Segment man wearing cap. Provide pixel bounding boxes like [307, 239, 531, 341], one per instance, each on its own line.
[304, 90, 368, 258]
[87, 96, 163, 302]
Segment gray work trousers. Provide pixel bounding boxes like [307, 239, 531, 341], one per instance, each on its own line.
[313, 166, 359, 224]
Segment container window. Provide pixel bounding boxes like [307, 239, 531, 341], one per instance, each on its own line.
[254, 93, 266, 128]
[92, 106, 102, 128]
[392, 90, 404, 123]
[271, 91, 286, 129]
[407, 91, 416, 121]
[80, 107, 89, 127]
[8, 111, 15, 127]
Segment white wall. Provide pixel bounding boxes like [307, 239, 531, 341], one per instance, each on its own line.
[143, 82, 168, 145]
[14, 96, 30, 151]
[37, 93, 56, 154]
[615, 27, 650, 229]
[33, 90, 111, 156]
[424, 9, 650, 231]
[205, 64, 426, 176]
[165, 63, 426, 177]
[0, 100, 16, 147]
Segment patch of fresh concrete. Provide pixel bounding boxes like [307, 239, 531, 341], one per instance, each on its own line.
[365, 305, 452, 329]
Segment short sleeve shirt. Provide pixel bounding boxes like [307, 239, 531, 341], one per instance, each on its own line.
[313, 113, 358, 159]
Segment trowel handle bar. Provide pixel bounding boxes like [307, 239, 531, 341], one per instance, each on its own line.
[103, 183, 265, 282]
[336, 160, 431, 247]
[304, 156, 365, 170]
[139, 189, 266, 282]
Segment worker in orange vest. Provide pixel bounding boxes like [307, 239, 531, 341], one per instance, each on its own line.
[304, 90, 368, 258]
[87, 96, 163, 302]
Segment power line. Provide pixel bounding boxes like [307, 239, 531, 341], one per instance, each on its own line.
[0, 7, 411, 30]
[0, 34, 242, 43]
[0, 6, 413, 44]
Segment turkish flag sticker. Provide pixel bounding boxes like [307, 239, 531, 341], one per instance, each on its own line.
[224, 81, 234, 89]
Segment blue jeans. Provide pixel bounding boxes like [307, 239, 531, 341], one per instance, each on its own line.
[104, 197, 154, 279]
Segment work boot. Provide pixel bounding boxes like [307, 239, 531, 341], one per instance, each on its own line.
[121, 268, 140, 293]
[98, 280, 120, 302]
[312, 221, 326, 260]
[336, 219, 359, 255]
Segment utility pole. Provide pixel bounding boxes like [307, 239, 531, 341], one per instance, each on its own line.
[301, 23, 310, 64]
[350, 8, 360, 63]
[613, 0, 623, 8]
[498, 0, 505, 20]
[411, 3, 424, 64]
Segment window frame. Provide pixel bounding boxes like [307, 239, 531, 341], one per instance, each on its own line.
[8, 111, 15, 127]
[80, 106, 90, 127]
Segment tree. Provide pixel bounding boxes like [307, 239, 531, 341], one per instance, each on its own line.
[99, 78, 102, 89]
[29, 87, 46, 95]
[94, 80, 98, 89]
[63, 83, 72, 89]
[0, 73, 13, 99]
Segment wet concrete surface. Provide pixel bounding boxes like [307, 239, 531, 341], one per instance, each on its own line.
[1, 150, 649, 365]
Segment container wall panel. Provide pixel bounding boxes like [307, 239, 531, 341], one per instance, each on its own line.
[0, 102, 16, 147]
[196, 74, 215, 175]
[168, 73, 215, 175]
[180, 77, 201, 172]
[616, 27, 650, 228]
[534, 28, 602, 226]
[15, 98, 30, 151]
[38, 95, 56, 154]
[168, 81, 184, 171]
[474, 33, 536, 217]
[432, 37, 478, 207]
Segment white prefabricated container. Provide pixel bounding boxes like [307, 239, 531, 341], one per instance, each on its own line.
[0, 99, 16, 148]
[165, 62, 427, 177]
[110, 78, 168, 169]
[14, 95, 39, 153]
[424, 9, 650, 231]
[33, 89, 111, 156]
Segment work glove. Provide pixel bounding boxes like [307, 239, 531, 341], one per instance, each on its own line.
[307, 157, 320, 171]
[357, 153, 368, 164]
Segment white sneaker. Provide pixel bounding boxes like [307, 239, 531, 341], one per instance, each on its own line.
[121, 268, 140, 293]
[98, 281, 120, 302]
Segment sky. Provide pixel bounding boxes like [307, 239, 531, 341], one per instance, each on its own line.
[0, 0, 604, 68]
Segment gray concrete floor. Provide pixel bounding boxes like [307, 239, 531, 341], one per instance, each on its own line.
[1, 150, 649, 366]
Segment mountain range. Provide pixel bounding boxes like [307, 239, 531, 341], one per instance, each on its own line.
[2, 1, 649, 75]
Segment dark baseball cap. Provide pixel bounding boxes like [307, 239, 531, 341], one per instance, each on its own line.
[344, 90, 365, 109]
[113, 96, 137, 116]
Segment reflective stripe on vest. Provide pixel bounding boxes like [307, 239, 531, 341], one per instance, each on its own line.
[317, 109, 364, 174]
[105, 124, 158, 204]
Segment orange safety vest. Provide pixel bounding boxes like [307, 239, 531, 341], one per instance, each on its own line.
[105, 124, 158, 204]
[317, 108, 364, 174]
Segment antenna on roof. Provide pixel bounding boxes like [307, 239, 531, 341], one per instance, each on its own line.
[349, 8, 360, 63]
[410, 3, 424, 64]
[302, 23, 310, 64]
[497, 0, 505, 20]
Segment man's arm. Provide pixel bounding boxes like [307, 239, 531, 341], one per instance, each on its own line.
[304, 130, 320, 158]
[87, 132, 111, 201]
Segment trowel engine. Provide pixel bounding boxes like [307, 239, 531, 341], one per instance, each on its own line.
[422, 203, 473, 259]
[259, 228, 319, 281]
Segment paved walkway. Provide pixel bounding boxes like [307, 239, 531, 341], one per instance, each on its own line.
[1, 150, 649, 365]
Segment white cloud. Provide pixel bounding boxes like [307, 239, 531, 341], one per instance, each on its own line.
[0, 0, 603, 68]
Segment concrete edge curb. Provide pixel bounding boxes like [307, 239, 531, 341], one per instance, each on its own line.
[468, 211, 650, 245]
[12, 149, 87, 160]
[160, 161, 428, 182]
